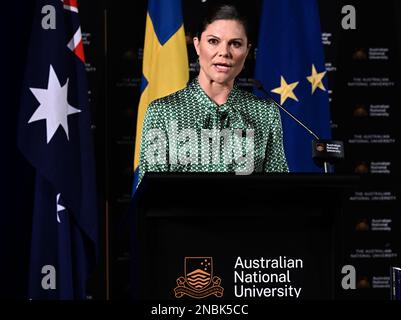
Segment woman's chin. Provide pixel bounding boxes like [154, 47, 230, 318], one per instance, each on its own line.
[210, 74, 235, 85]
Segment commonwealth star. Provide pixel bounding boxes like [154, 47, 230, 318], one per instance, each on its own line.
[28, 65, 81, 143]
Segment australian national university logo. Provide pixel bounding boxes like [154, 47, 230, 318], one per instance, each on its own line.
[174, 257, 224, 299]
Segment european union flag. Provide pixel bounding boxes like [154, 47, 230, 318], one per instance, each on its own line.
[254, 0, 331, 172]
[132, 0, 189, 192]
[17, 0, 97, 299]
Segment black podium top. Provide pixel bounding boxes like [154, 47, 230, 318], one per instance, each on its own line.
[134, 173, 361, 218]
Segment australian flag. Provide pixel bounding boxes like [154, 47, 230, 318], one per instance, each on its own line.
[17, 0, 97, 299]
[254, 0, 331, 172]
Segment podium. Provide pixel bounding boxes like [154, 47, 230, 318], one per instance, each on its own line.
[130, 173, 360, 300]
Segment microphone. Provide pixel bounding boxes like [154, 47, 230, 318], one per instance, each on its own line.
[250, 79, 344, 173]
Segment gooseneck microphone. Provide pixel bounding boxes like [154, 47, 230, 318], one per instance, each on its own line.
[250, 79, 321, 140]
[250, 79, 344, 173]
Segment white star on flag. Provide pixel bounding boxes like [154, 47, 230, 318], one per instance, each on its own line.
[28, 65, 81, 143]
[56, 193, 66, 224]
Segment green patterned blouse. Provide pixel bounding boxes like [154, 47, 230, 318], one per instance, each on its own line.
[137, 78, 288, 187]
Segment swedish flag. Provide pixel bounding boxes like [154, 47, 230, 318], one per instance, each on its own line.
[133, 0, 189, 190]
[254, 0, 331, 172]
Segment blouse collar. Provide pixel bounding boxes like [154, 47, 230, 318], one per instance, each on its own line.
[190, 78, 247, 130]
[189, 77, 241, 113]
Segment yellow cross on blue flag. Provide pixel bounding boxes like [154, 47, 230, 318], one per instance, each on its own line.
[254, 0, 331, 172]
[133, 0, 189, 191]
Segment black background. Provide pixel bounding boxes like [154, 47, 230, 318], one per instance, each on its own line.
[1, 0, 401, 300]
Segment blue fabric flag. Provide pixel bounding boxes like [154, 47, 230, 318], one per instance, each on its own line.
[254, 0, 331, 172]
[132, 0, 188, 193]
[17, 0, 97, 299]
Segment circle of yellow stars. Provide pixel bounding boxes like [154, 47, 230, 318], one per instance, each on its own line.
[271, 64, 327, 105]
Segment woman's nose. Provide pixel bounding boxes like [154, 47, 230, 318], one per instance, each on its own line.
[218, 43, 231, 57]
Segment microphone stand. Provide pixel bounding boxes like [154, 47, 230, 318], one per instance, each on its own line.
[250, 79, 330, 173]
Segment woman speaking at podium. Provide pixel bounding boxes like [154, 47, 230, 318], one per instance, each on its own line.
[137, 3, 288, 187]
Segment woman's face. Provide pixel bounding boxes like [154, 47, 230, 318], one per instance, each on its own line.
[194, 19, 250, 86]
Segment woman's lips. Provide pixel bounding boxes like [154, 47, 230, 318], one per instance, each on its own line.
[214, 63, 232, 72]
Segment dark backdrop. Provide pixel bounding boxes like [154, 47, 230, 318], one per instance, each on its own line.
[1, 0, 401, 300]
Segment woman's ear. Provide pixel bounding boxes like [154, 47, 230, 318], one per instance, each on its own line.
[193, 37, 200, 55]
[246, 43, 252, 57]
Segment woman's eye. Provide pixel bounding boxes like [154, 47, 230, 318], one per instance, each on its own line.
[231, 41, 242, 48]
[208, 38, 218, 45]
